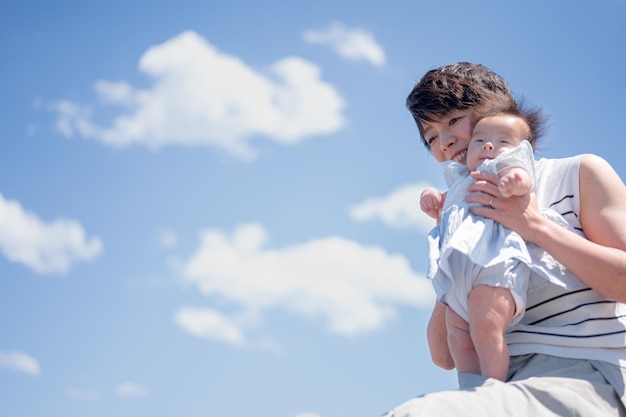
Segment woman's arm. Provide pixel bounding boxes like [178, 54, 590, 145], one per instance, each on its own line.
[467, 155, 626, 302]
[427, 301, 455, 370]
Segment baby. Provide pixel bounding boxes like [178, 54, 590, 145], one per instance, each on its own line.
[421, 108, 582, 380]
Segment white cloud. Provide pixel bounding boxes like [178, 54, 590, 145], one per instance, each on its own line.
[67, 388, 99, 401]
[175, 307, 281, 351]
[116, 381, 149, 398]
[0, 193, 103, 275]
[303, 22, 386, 67]
[349, 183, 438, 232]
[175, 307, 245, 346]
[53, 30, 345, 160]
[0, 350, 41, 375]
[177, 223, 433, 344]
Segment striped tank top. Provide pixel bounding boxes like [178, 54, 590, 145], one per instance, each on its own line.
[506, 154, 626, 367]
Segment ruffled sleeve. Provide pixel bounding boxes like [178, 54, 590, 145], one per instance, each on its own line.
[492, 140, 537, 192]
[442, 161, 470, 188]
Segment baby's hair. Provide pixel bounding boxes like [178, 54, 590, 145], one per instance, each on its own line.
[479, 99, 549, 147]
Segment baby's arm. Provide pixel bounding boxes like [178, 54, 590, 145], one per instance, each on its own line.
[421, 188, 446, 220]
[498, 166, 531, 198]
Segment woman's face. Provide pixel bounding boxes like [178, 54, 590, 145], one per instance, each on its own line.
[420, 109, 479, 163]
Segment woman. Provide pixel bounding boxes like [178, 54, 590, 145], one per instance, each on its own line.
[381, 62, 626, 417]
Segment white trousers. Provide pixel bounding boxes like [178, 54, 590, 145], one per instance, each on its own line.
[379, 354, 626, 417]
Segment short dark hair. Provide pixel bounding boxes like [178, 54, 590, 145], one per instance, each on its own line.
[406, 62, 516, 149]
[479, 100, 549, 147]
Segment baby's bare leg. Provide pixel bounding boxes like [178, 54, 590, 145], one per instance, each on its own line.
[445, 307, 480, 375]
[467, 285, 516, 381]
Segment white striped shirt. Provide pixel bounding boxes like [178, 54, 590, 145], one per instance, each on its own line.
[505, 155, 626, 367]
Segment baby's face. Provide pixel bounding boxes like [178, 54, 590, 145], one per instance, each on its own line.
[466, 115, 529, 171]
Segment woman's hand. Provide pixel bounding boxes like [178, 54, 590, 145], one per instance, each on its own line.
[465, 170, 543, 242]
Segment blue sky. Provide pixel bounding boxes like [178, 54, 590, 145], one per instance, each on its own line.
[1, 1, 625, 416]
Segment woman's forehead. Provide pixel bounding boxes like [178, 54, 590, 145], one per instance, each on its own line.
[421, 109, 475, 128]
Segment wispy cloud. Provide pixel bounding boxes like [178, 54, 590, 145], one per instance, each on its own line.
[175, 307, 281, 351]
[175, 307, 245, 346]
[303, 22, 386, 67]
[0, 193, 102, 275]
[175, 223, 433, 345]
[53, 30, 345, 160]
[115, 381, 149, 398]
[67, 388, 99, 401]
[158, 229, 178, 249]
[349, 183, 437, 232]
[0, 350, 41, 375]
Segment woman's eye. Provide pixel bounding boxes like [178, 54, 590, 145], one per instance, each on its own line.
[427, 136, 438, 146]
[449, 116, 463, 126]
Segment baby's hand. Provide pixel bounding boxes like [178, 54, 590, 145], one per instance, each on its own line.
[498, 167, 531, 198]
[421, 188, 444, 220]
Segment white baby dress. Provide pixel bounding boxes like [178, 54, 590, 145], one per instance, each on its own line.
[426, 141, 583, 322]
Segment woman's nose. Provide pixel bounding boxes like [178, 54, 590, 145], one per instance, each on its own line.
[440, 133, 455, 151]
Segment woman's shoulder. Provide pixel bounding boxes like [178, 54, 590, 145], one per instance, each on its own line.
[535, 153, 589, 166]
[533, 155, 589, 214]
[578, 153, 613, 171]
[537, 153, 611, 178]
